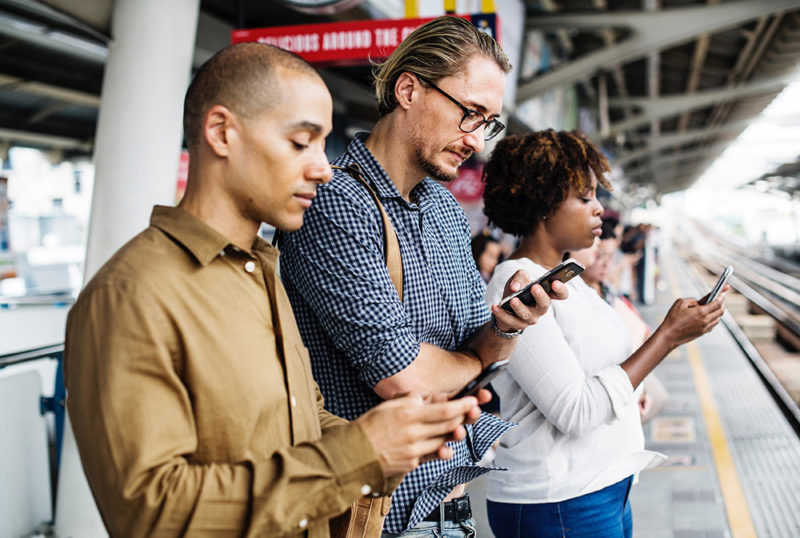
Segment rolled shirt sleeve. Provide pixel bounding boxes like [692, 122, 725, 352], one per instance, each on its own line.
[280, 182, 420, 387]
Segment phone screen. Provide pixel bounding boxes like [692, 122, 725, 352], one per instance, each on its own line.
[499, 259, 585, 313]
[450, 359, 509, 400]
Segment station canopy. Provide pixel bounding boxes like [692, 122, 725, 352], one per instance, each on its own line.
[1, 0, 799, 196]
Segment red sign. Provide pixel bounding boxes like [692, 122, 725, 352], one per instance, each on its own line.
[444, 164, 485, 204]
[175, 150, 189, 203]
[231, 14, 499, 66]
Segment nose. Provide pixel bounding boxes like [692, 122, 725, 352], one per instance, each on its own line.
[593, 198, 604, 216]
[308, 151, 332, 184]
[462, 127, 485, 154]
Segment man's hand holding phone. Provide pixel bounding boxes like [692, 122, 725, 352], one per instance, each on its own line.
[356, 393, 485, 477]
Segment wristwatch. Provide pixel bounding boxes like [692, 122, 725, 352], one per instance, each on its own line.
[491, 313, 523, 339]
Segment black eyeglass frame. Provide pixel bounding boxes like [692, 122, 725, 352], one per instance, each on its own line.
[416, 75, 505, 141]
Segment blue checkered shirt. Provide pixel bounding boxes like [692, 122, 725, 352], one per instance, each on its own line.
[279, 133, 513, 533]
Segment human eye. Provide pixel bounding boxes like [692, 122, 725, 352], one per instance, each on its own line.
[291, 140, 309, 151]
[467, 110, 484, 123]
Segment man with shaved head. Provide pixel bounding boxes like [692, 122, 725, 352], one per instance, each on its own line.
[64, 43, 485, 538]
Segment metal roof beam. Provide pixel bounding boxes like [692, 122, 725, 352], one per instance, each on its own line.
[516, 0, 798, 103]
[0, 126, 92, 151]
[606, 73, 792, 134]
[0, 10, 107, 63]
[626, 141, 731, 171]
[0, 73, 100, 107]
[613, 119, 751, 165]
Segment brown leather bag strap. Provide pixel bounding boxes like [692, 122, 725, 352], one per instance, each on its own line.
[332, 163, 403, 300]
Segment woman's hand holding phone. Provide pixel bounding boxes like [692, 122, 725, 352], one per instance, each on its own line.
[492, 260, 578, 333]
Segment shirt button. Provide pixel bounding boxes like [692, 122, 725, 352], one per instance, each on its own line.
[298, 518, 308, 529]
[244, 261, 256, 273]
[290, 396, 297, 407]
[360, 484, 372, 496]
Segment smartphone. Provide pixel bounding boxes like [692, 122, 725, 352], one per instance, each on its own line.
[450, 359, 510, 400]
[499, 259, 585, 313]
[701, 266, 733, 305]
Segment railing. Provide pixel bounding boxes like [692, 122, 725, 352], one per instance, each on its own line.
[0, 343, 64, 369]
[0, 292, 75, 308]
[0, 343, 64, 536]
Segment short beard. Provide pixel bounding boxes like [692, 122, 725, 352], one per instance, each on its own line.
[414, 145, 458, 183]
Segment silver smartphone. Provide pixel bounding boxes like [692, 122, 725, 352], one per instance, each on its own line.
[701, 266, 733, 305]
[499, 258, 585, 313]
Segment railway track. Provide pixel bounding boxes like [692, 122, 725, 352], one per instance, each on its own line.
[677, 220, 800, 436]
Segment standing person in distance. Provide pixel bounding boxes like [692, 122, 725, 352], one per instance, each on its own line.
[279, 16, 566, 538]
[64, 43, 487, 538]
[480, 129, 726, 538]
[471, 230, 503, 283]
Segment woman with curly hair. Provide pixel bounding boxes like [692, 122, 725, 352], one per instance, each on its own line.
[481, 129, 726, 537]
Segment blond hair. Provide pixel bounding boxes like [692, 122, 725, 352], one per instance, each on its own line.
[373, 16, 511, 117]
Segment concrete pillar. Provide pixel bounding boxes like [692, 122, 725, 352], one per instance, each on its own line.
[83, 0, 200, 281]
[55, 0, 200, 535]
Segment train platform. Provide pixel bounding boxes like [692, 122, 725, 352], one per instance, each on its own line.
[3, 241, 800, 537]
[467, 241, 800, 538]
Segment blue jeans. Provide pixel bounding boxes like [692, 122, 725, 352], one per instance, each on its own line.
[487, 476, 634, 538]
[381, 517, 476, 537]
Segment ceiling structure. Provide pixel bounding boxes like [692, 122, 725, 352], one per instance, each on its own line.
[0, 0, 799, 198]
[522, 0, 800, 196]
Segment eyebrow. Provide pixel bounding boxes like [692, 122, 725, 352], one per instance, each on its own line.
[288, 120, 324, 135]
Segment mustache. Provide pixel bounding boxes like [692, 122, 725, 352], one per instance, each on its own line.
[445, 145, 472, 161]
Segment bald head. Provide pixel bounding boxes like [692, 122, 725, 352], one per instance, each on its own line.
[183, 42, 321, 149]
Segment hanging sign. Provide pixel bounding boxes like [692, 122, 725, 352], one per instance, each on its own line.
[443, 163, 485, 204]
[231, 13, 499, 66]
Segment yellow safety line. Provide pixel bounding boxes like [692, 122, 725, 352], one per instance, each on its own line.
[664, 258, 758, 538]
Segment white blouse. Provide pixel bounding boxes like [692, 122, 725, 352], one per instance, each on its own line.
[486, 258, 665, 504]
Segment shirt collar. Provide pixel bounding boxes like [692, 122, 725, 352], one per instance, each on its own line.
[150, 205, 274, 266]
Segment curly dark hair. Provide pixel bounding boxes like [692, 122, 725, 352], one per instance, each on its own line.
[482, 129, 611, 237]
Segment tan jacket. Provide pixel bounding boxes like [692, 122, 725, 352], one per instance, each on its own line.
[65, 206, 389, 537]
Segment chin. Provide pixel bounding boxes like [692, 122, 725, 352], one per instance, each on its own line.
[270, 213, 305, 233]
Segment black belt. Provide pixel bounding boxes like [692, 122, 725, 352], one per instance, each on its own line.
[422, 495, 472, 523]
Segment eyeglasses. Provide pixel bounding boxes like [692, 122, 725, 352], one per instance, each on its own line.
[417, 75, 505, 141]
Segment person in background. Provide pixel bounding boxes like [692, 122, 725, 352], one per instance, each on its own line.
[278, 16, 566, 537]
[64, 43, 487, 538]
[0, 176, 9, 251]
[480, 129, 726, 538]
[471, 229, 503, 283]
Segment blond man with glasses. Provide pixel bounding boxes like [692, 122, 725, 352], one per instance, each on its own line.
[279, 16, 567, 537]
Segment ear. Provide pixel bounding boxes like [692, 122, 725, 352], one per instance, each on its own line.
[203, 104, 236, 157]
[394, 72, 419, 111]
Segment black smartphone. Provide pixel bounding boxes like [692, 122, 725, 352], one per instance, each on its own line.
[499, 258, 585, 313]
[700, 266, 733, 305]
[450, 359, 510, 400]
